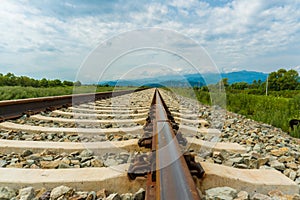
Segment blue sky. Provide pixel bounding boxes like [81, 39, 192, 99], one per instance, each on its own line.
[0, 0, 299, 82]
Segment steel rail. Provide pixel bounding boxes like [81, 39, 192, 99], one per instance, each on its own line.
[0, 88, 147, 121]
[154, 89, 201, 200]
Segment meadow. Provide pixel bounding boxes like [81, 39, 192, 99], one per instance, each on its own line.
[0, 86, 133, 101]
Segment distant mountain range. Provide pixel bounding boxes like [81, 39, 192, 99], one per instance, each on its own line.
[100, 70, 268, 87]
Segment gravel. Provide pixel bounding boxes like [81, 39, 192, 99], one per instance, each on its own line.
[203, 187, 300, 200]
[0, 129, 141, 142]
[0, 149, 133, 169]
[0, 185, 146, 200]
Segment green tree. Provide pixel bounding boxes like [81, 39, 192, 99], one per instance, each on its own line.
[74, 81, 82, 87]
[39, 78, 49, 87]
[230, 82, 248, 90]
[63, 80, 74, 86]
[268, 69, 299, 91]
[0, 73, 4, 86]
[4, 73, 17, 86]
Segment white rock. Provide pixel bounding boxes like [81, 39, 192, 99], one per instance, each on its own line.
[19, 187, 35, 200]
[206, 187, 237, 200]
[50, 186, 73, 200]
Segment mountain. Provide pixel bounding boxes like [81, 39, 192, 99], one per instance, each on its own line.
[99, 70, 268, 87]
[222, 70, 267, 84]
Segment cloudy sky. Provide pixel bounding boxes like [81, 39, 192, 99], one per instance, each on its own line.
[0, 0, 299, 82]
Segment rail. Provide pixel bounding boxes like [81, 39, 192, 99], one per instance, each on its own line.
[128, 89, 203, 200]
[0, 88, 147, 121]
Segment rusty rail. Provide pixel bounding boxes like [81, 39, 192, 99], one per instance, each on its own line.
[0, 88, 147, 121]
[128, 89, 204, 200]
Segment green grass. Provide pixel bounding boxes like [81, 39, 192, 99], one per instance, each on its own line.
[195, 90, 300, 136]
[0, 86, 135, 101]
[290, 126, 300, 138]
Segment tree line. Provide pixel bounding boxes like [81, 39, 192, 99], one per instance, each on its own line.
[198, 69, 299, 93]
[0, 73, 81, 87]
[228, 69, 299, 91]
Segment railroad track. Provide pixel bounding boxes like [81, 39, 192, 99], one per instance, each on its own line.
[0, 88, 299, 200]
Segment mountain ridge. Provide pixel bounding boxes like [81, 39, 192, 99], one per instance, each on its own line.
[100, 70, 268, 87]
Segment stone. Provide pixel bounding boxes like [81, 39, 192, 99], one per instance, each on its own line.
[251, 152, 261, 159]
[70, 159, 80, 165]
[257, 157, 269, 168]
[106, 193, 121, 200]
[295, 177, 300, 185]
[91, 158, 104, 167]
[133, 188, 145, 200]
[292, 194, 300, 200]
[35, 188, 47, 199]
[40, 160, 60, 169]
[267, 190, 284, 199]
[79, 149, 94, 157]
[104, 159, 118, 167]
[108, 134, 114, 141]
[289, 170, 297, 181]
[21, 150, 33, 157]
[269, 160, 285, 171]
[86, 191, 96, 200]
[80, 156, 93, 163]
[284, 168, 293, 176]
[219, 150, 230, 161]
[70, 192, 87, 200]
[26, 160, 35, 166]
[0, 186, 17, 200]
[253, 144, 261, 152]
[251, 193, 271, 200]
[270, 148, 289, 157]
[18, 187, 35, 200]
[206, 187, 237, 200]
[286, 162, 298, 170]
[40, 191, 51, 200]
[70, 151, 80, 156]
[121, 193, 132, 200]
[229, 157, 243, 164]
[58, 163, 71, 169]
[234, 191, 248, 200]
[0, 160, 7, 167]
[27, 154, 41, 161]
[278, 156, 295, 163]
[223, 160, 234, 167]
[50, 185, 73, 200]
[80, 160, 91, 167]
[60, 157, 70, 165]
[96, 189, 108, 199]
[235, 164, 248, 169]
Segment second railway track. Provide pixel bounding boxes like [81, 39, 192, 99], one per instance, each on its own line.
[0, 88, 299, 200]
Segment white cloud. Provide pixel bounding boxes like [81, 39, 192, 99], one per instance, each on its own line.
[0, 0, 299, 81]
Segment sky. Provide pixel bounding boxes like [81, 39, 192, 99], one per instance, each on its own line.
[0, 0, 299, 82]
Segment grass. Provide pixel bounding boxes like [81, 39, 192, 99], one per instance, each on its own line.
[290, 126, 300, 138]
[0, 86, 135, 101]
[167, 87, 300, 138]
[194, 90, 300, 137]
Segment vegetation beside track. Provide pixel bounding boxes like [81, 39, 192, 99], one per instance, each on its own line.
[167, 68, 300, 138]
[0, 86, 135, 101]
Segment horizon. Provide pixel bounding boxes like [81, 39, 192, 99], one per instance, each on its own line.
[0, 1, 299, 82]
